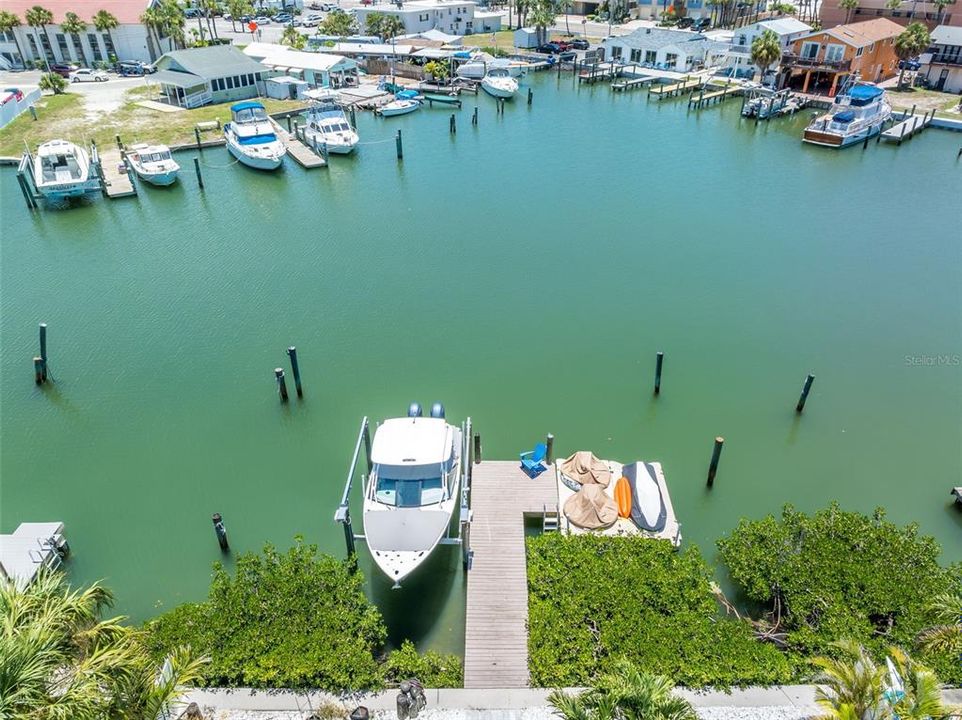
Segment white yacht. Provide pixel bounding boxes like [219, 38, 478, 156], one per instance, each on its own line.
[32, 140, 100, 201]
[379, 89, 421, 117]
[803, 82, 891, 148]
[304, 93, 359, 155]
[363, 403, 462, 587]
[224, 102, 286, 170]
[456, 57, 526, 80]
[481, 68, 519, 99]
[126, 144, 180, 186]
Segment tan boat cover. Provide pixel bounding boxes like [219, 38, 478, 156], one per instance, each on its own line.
[564, 483, 619, 530]
[559, 451, 611, 488]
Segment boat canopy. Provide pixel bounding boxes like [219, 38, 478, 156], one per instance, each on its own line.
[371, 417, 453, 466]
[395, 89, 419, 100]
[833, 110, 855, 123]
[236, 132, 277, 145]
[848, 84, 883, 106]
[231, 102, 269, 122]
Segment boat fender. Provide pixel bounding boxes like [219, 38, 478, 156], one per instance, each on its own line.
[430, 402, 445, 419]
[614, 476, 632, 519]
[408, 402, 423, 418]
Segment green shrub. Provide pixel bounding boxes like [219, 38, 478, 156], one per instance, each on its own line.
[717, 503, 960, 683]
[38, 72, 67, 95]
[145, 539, 386, 691]
[383, 640, 463, 687]
[527, 534, 794, 688]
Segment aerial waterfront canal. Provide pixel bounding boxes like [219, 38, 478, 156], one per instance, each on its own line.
[1, 72, 960, 656]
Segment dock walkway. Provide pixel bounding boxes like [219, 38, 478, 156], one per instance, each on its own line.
[98, 148, 136, 198]
[688, 84, 741, 109]
[271, 120, 327, 169]
[464, 460, 558, 689]
[881, 112, 933, 144]
[648, 77, 702, 99]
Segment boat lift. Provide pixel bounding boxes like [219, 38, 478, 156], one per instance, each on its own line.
[334, 415, 474, 570]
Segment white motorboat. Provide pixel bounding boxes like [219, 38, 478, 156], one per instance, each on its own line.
[803, 81, 891, 148]
[363, 403, 462, 587]
[224, 101, 286, 170]
[481, 68, 519, 99]
[456, 57, 526, 80]
[303, 93, 358, 155]
[379, 89, 421, 117]
[126, 144, 180, 186]
[32, 139, 100, 201]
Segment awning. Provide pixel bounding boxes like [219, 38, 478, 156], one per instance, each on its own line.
[150, 69, 206, 89]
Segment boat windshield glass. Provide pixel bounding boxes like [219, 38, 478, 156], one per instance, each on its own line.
[374, 464, 445, 507]
[233, 106, 269, 123]
[141, 151, 170, 162]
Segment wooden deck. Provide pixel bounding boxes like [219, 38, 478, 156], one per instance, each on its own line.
[881, 112, 933, 144]
[99, 148, 136, 198]
[688, 85, 741, 109]
[271, 120, 327, 169]
[648, 77, 701, 99]
[464, 460, 558, 689]
[612, 76, 654, 92]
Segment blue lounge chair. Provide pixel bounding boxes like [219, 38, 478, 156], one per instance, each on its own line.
[520, 443, 548, 477]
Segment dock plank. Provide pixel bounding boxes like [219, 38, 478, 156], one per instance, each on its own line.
[99, 148, 136, 199]
[881, 113, 932, 143]
[464, 461, 557, 689]
[270, 120, 327, 169]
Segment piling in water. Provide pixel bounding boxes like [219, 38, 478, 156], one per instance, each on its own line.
[795, 373, 815, 413]
[473, 432, 481, 463]
[274, 368, 289, 402]
[286, 116, 292, 132]
[546, 433, 554, 464]
[450, 113, 456, 134]
[707, 437, 724, 487]
[654, 351, 664, 395]
[194, 127, 201, 149]
[350, 107, 357, 128]
[212, 513, 229, 552]
[33, 356, 44, 385]
[287, 346, 303, 398]
[193, 158, 204, 189]
[396, 129, 403, 160]
[472, 106, 478, 125]
[527, 88, 533, 105]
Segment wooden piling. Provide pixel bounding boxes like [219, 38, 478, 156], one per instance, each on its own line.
[527, 88, 533, 105]
[795, 373, 815, 413]
[654, 351, 663, 395]
[286, 346, 303, 398]
[115, 134, 123, 149]
[39, 323, 48, 382]
[194, 127, 201, 149]
[396, 129, 403, 160]
[350, 107, 357, 128]
[16, 173, 35, 210]
[286, 115, 292, 132]
[473, 432, 481, 463]
[193, 158, 204, 189]
[545, 433, 554, 464]
[212, 513, 229, 551]
[274, 368, 289, 402]
[450, 113, 456, 134]
[33, 356, 45, 385]
[472, 106, 478, 125]
[707, 437, 724, 487]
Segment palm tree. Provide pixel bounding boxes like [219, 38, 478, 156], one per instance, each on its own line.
[917, 591, 962, 656]
[894, 22, 930, 88]
[931, 0, 950, 23]
[813, 640, 889, 720]
[37, 70, 67, 92]
[549, 659, 699, 720]
[750, 28, 781, 83]
[141, 6, 164, 59]
[886, 647, 954, 720]
[529, 0, 557, 46]
[25, 5, 54, 71]
[281, 23, 306, 48]
[60, 11, 89, 66]
[558, 0, 574, 35]
[379, 14, 404, 41]
[93, 9, 119, 62]
[0, 570, 207, 718]
[839, 0, 859, 23]
[884, 0, 900, 9]
[0, 11, 26, 68]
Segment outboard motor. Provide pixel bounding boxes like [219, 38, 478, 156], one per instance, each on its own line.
[407, 402, 423, 418]
[430, 402, 445, 419]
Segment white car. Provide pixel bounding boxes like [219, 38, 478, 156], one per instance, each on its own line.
[69, 68, 109, 83]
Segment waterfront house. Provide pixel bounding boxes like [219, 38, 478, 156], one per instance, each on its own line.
[0, 0, 171, 69]
[351, 0, 485, 37]
[920, 25, 962, 92]
[724, 17, 812, 80]
[572, 0, 764, 23]
[153, 45, 268, 109]
[602, 27, 713, 71]
[783, 18, 902, 94]
[820, 0, 958, 29]
[243, 42, 359, 88]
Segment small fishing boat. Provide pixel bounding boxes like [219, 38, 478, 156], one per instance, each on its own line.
[803, 81, 891, 148]
[224, 101, 286, 170]
[32, 139, 100, 201]
[379, 89, 421, 117]
[481, 68, 519, 99]
[456, 57, 526, 80]
[126, 144, 180, 186]
[303, 92, 359, 155]
[363, 402, 462, 587]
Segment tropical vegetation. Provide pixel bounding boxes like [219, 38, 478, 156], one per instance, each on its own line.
[0, 571, 206, 719]
[365, 12, 404, 41]
[281, 23, 307, 49]
[92, 9, 119, 62]
[319, 8, 357, 37]
[0, 10, 26, 67]
[60, 12, 88, 67]
[894, 22, 931, 89]
[38, 70, 67, 94]
[750, 28, 782, 83]
[25, 5, 54, 72]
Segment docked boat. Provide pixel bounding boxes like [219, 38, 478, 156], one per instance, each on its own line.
[223, 101, 286, 170]
[379, 89, 421, 117]
[456, 57, 526, 80]
[481, 68, 519, 99]
[126, 144, 180, 186]
[802, 82, 891, 148]
[363, 403, 462, 587]
[32, 140, 100, 201]
[303, 90, 358, 155]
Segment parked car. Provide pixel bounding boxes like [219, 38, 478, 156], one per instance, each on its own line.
[568, 38, 589, 50]
[70, 68, 109, 83]
[676, 16, 694, 28]
[693, 17, 711, 30]
[537, 42, 562, 54]
[559, 50, 577, 62]
[309, 1, 334, 7]
[50, 63, 78, 78]
[116, 62, 144, 76]
[274, 13, 292, 22]
[184, 7, 199, 17]
[898, 58, 921, 71]
[253, 15, 271, 23]
[3, 87, 25, 103]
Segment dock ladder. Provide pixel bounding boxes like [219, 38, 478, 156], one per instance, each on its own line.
[542, 504, 560, 533]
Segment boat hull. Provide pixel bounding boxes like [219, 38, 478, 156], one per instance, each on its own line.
[135, 169, 179, 186]
[379, 102, 420, 117]
[481, 80, 517, 99]
[803, 122, 883, 148]
[37, 181, 100, 201]
[226, 139, 284, 170]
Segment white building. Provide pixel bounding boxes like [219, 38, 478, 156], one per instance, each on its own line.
[351, 0, 481, 37]
[724, 17, 812, 79]
[920, 25, 962, 94]
[0, 0, 172, 69]
[243, 42, 359, 88]
[602, 27, 714, 71]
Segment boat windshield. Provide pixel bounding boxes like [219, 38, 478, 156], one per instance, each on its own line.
[321, 120, 351, 132]
[140, 151, 170, 163]
[374, 464, 445, 507]
[233, 106, 269, 123]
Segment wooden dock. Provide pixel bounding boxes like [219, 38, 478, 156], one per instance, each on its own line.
[688, 84, 741, 109]
[612, 76, 654, 92]
[648, 77, 702, 99]
[881, 111, 934, 144]
[271, 120, 327, 169]
[464, 460, 558, 689]
[98, 148, 136, 199]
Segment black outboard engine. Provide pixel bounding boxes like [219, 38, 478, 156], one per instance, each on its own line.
[408, 402, 423, 418]
[430, 402, 445, 419]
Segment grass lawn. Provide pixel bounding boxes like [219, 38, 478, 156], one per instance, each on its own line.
[0, 87, 306, 157]
[884, 86, 962, 118]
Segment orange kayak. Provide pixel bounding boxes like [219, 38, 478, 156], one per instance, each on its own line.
[614, 476, 632, 519]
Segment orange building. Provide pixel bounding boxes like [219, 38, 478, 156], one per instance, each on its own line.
[783, 18, 903, 95]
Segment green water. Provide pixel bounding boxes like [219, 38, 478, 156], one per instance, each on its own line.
[2, 74, 961, 656]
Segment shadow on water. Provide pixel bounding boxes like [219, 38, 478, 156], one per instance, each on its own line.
[367, 543, 462, 652]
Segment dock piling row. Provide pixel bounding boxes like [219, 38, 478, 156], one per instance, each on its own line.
[274, 368, 289, 402]
[287, 346, 303, 398]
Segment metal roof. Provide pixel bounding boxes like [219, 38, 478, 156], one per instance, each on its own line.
[158, 45, 266, 79]
[931, 24, 962, 47]
[603, 27, 710, 51]
[150, 69, 206, 88]
[756, 17, 812, 35]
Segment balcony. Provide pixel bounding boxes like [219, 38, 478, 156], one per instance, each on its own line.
[928, 53, 962, 66]
[782, 53, 852, 72]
